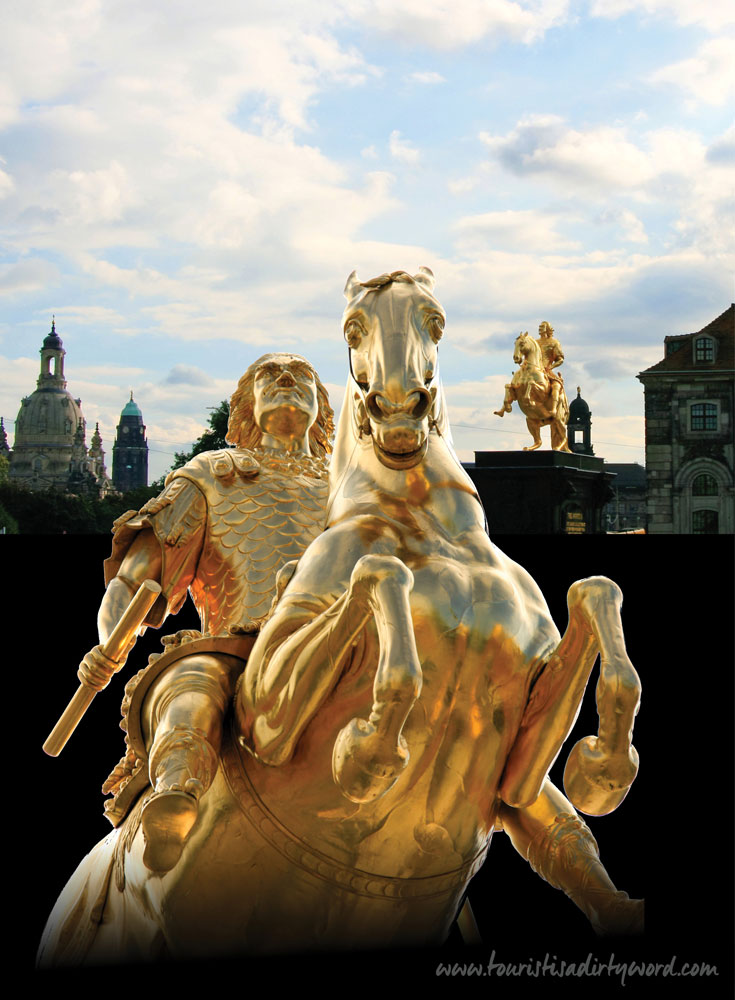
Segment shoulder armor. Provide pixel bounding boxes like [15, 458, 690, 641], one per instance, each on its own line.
[172, 449, 260, 489]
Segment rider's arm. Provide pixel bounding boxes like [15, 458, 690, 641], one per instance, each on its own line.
[78, 530, 165, 692]
[98, 530, 163, 642]
[79, 479, 206, 692]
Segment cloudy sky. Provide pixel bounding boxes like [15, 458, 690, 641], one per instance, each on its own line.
[1, 0, 733, 482]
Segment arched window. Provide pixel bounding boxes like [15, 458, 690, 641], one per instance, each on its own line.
[692, 509, 718, 534]
[690, 403, 717, 431]
[692, 474, 718, 496]
[694, 337, 715, 363]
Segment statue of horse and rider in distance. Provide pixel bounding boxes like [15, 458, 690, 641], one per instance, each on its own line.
[39, 270, 642, 967]
[495, 322, 572, 452]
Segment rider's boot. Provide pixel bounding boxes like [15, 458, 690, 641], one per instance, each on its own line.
[139, 652, 241, 874]
[141, 724, 218, 874]
[547, 382, 560, 418]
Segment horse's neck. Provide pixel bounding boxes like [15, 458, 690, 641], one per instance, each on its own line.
[328, 427, 484, 533]
[521, 342, 543, 369]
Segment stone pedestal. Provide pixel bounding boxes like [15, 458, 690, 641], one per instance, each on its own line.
[463, 451, 615, 534]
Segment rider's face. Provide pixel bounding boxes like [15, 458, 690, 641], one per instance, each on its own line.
[252, 357, 319, 445]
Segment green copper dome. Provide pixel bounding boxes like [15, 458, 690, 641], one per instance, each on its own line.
[121, 392, 142, 418]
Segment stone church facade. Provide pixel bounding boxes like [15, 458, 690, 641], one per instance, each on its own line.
[9, 320, 112, 496]
[638, 305, 734, 534]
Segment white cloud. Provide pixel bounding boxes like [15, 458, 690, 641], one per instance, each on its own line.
[590, 0, 735, 32]
[407, 71, 446, 84]
[648, 38, 735, 107]
[480, 116, 657, 191]
[596, 208, 649, 245]
[453, 209, 581, 252]
[0, 258, 61, 294]
[476, 117, 734, 258]
[0, 160, 14, 199]
[389, 129, 420, 163]
[163, 365, 216, 387]
[353, 0, 571, 49]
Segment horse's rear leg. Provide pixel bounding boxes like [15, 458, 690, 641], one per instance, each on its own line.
[333, 554, 422, 803]
[501, 576, 641, 816]
[523, 416, 543, 450]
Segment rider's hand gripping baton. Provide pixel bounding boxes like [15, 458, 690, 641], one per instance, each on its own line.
[43, 579, 162, 757]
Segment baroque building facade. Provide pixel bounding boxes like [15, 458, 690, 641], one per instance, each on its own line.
[637, 305, 734, 534]
[9, 320, 112, 496]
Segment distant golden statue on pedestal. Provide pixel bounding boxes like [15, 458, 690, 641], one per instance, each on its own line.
[39, 276, 642, 967]
[495, 321, 572, 451]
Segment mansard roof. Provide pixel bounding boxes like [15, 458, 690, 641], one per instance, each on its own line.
[639, 304, 734, 377]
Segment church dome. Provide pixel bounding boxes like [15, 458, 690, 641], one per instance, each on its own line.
[9, 319, 111, 494]
[569, 386, 590, 420]
[43, 317, 63, 351]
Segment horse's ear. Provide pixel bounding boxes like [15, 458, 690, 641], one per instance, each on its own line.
[414, 266, 435, 291]
[344, 270, 361, 300]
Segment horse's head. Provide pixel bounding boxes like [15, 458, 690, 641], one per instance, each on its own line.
[341, 267, 445, 470]
[513, 332, 536, 367]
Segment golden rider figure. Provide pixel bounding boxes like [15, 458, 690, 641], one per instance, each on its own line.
[78, 353, 334, 873]
[536, 320, 565, 418]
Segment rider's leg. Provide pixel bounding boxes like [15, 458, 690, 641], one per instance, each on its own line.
[548, 380, 560, 417]
[140, 652, 242, 873]
[498, 780, 643, 935]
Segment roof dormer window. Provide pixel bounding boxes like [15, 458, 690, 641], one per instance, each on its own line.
[694, 336, 715, 363]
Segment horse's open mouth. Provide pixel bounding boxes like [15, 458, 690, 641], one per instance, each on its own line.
[373, 439, 428, 469]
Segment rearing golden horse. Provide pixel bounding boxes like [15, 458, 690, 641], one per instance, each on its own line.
[39, 270, 641, 966]
[495, 331, 571, 452]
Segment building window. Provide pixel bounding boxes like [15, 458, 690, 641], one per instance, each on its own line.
[694, 337, 715, 363]
[690, 403, 717, 431]
[692, 509, 718, 534]
[692, 474, 718, 496]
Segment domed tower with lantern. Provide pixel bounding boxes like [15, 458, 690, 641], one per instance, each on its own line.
[9, 319, 110, 495]
[567, 387, 594, 456]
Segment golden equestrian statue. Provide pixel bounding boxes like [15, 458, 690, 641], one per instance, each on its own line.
[494, 322, 572, 451]
[39, 274, 642, 966]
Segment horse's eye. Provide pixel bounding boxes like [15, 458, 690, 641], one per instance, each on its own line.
[344, 320, 364, 349]
[426, 314, 444, 344]
[424, 370, 434, 385]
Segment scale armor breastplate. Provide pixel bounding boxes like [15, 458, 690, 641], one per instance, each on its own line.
[174, 449, 329, 635]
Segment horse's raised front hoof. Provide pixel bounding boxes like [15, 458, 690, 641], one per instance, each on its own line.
[563, 736, 639, 816]
[332, 718, 409, 803]
[141, 788, 199, 874]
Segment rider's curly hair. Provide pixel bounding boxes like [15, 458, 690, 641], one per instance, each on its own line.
[226, 353, 334, 459]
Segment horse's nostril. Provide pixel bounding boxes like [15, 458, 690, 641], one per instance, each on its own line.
[409, 390, 431, 420]
[366, 392, 389, 420]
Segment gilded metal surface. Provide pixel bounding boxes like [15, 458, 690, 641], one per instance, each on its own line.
[494, 322, 572, 451]
[39, 275, 642, 967]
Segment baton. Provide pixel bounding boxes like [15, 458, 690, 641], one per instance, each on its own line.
[43, 579, 162, 757]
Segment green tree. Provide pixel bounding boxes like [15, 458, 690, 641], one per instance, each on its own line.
[0, 500, 18, 533]
[151, 399, 230, 490]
